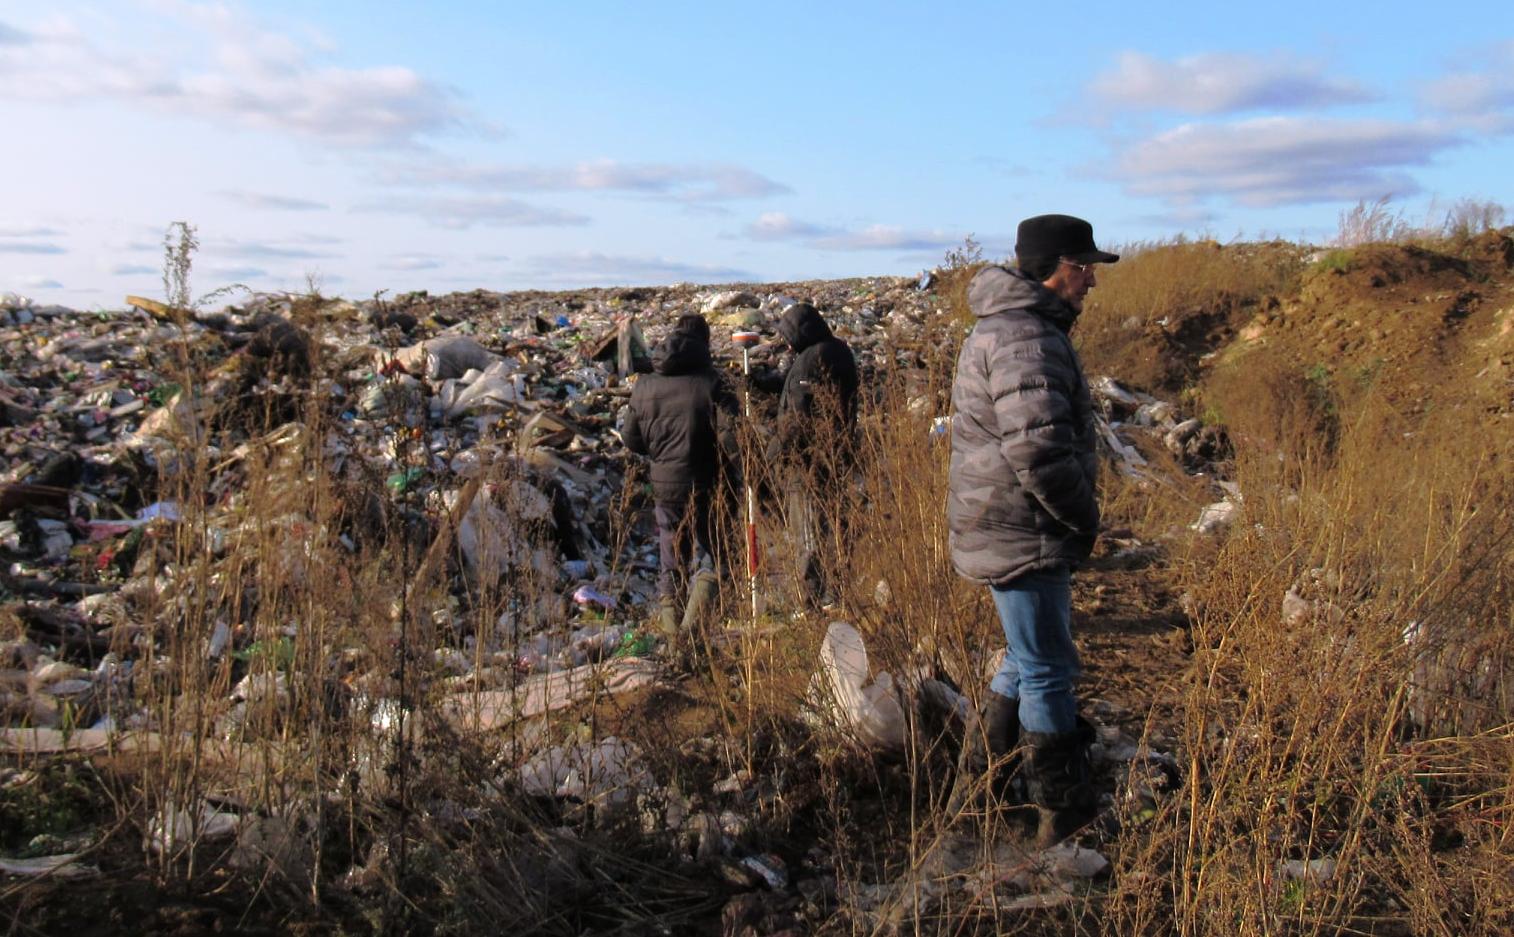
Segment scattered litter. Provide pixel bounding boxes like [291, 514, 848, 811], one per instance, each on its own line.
[806, 622, 907, 752]
[149, 801, 243, 855]
[572, 584, 617, 611]
[443, 657, 667, 729]
[1192, 499, 1240, 534]
[518, 736, 653, 810]
[740, 853, 789, 890]
[1038, 841, 1110, 880]
[0, 853, 99, 880]
[1280, 857, 1338, 884]
[136, 501, 181, 522]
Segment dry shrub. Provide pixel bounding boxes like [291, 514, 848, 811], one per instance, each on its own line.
[1200, 346, 1342, 472]
[1335, 196, 1420, 247]
[1438, 198, 1508, 245]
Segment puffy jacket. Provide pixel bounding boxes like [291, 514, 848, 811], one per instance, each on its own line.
[768, 303, 859, 467]
[622, 323, 739, 500]
[947, 265, 1099, 586]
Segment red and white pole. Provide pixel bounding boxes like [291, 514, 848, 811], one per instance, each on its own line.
[732, 330, 762, 622]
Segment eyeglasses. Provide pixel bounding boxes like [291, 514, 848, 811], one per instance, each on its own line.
[1060, 259, 1097, 273]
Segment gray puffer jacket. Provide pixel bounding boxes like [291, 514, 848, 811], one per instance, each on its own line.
[947, 265, 1099, 586]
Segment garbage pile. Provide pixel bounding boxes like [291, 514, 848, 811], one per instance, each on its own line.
[0, 278, 938, 736]
[0, 278, 1225, 922]
[0, 278, 1234, 741]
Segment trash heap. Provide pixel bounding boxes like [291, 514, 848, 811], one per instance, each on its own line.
[0, 274, 1237, 741]
[2, 278, 977, 732]
[0, 277, 1221, 917]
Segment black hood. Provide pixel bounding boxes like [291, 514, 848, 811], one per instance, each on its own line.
[777, 302, 832, 353]
[653, 327, 712, 376]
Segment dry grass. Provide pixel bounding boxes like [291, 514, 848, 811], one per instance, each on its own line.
[1076, 237, 1307, 393]
[1089, 228, 1514, 934]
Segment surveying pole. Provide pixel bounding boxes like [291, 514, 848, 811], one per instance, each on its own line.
[732, 330, 762, 622]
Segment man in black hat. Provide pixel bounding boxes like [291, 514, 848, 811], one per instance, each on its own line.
[945, 214, 1118, 845]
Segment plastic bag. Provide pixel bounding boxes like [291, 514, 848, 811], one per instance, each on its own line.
[810, 621, 906, 751]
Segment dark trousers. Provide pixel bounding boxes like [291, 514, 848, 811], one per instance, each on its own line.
[654, 489, 715, 600]
[787, 487, 832, 604]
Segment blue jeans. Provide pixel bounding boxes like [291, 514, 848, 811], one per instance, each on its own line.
[989, 567, 1080, 735]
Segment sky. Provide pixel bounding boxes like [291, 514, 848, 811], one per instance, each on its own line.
[3, 1, 1513, 307]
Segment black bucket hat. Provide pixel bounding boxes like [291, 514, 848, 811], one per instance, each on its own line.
[1015, 214, 1120, 266]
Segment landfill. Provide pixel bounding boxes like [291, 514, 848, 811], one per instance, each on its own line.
[0, 277, 1222, 925]
[0, 279, 1229, 732]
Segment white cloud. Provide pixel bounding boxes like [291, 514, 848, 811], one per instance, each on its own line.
[743, 212, 837, 241]
[1423, 41, 1514, 125]
[19, 276, 63, 289]
[0, 5, 473, 147]
[212, 238, 339, 260]
[218, 190, 330, 211]
[1113, 117, 1463, 207]
[740, 213, 969, 253]
[385, 158, 789, 203]
[381, 255, 444, 271]
[0, 225, 63, 237]
[206, 265, 267, 280]
[521, 251, 755, 286]
[810, 224, 964, 252]
[1089, 51, 1373, 115]
[360, 195, 590, 229]
[0, 241, 65, 254]
[109, 263, 158, 275]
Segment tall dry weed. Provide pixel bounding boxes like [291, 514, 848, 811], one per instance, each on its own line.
[1101, 359, 1514, 935]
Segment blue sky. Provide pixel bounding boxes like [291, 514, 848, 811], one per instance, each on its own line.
[3, 1, 1512, 306]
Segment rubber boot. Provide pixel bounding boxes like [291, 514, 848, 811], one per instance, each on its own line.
[983, 692, 1022, 803]
[653, 597, 679, 640]
[680, 570, 719, 633]
[1024, 718, 1099, 849]
[947, 692, 1019, 816]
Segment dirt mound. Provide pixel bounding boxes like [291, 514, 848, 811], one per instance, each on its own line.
[1214, 237, 1514, 424]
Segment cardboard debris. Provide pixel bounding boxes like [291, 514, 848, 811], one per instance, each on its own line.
[443, 657, 667, 730]
[0, 853, 100, 880]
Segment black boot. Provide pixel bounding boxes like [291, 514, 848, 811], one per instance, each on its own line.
[1024, 718, 1099, 848]
[983, 691, 1021, 791]
[947, 692, 1020, 815]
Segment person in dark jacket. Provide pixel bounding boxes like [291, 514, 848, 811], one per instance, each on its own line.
[946, 214, 1116, 845]
[622, 314, 739, 636]
[759, 302, 859, 607]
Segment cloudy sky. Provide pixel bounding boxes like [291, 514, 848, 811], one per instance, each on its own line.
[3, 1, 1512, 306]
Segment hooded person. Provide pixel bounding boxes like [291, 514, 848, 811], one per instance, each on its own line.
[945, 214, 1117, 845]
[622, 314, 740, 637]
[760, 301, 859, 608]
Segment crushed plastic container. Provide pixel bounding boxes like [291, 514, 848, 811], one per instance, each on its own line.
[572, 584, 617, 611]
